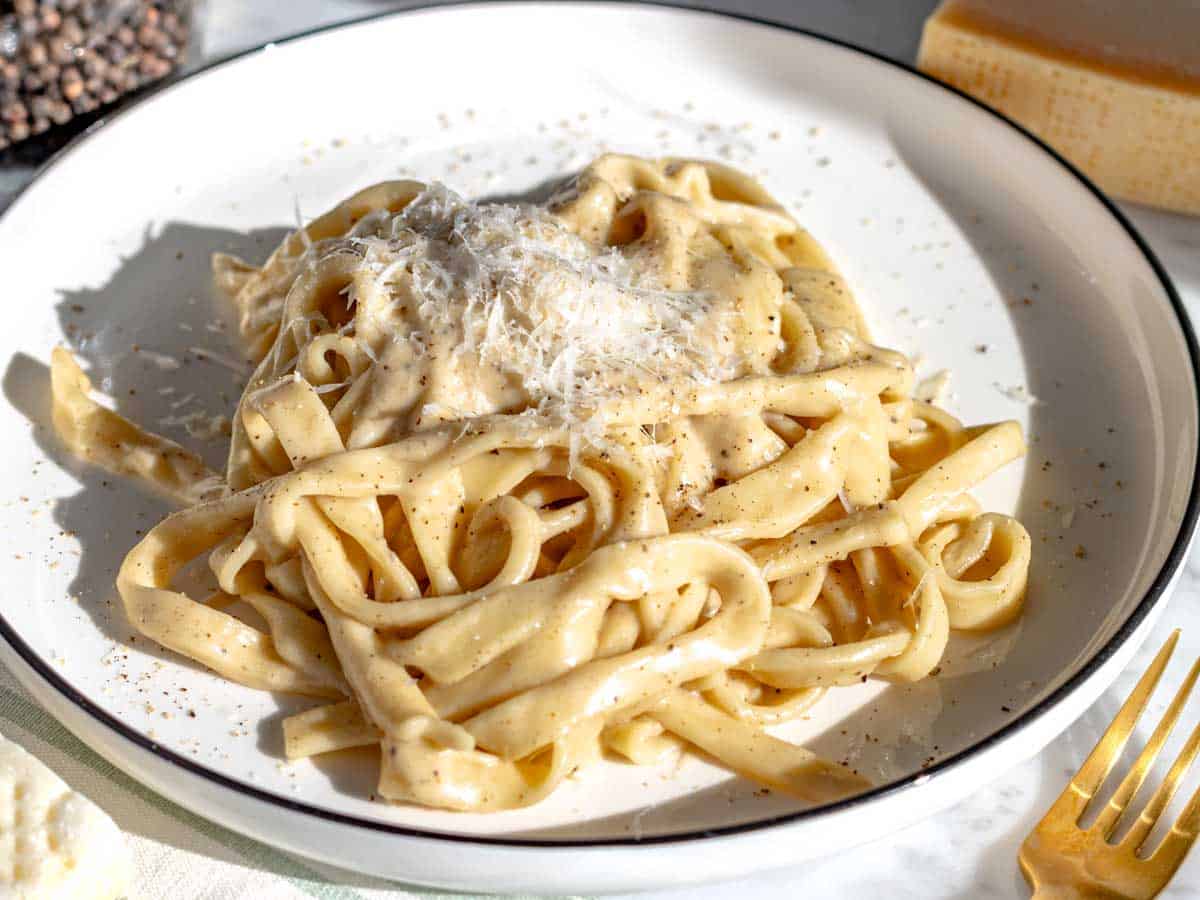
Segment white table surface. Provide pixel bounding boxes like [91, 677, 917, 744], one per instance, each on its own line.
[3, 2, 1199, 898]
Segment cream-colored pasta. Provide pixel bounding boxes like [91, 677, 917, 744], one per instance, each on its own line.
[50, 154, 1031, 812]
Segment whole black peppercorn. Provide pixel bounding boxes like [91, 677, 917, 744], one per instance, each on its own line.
[135, 23, 159, 49]
[138, 53, 169, 78]
[61, 67, 83, 101]
[103, 40, 126, 64]
[1, 99, 28, 122]
[24, 40, 47, 67]
[60, 17, 85, 48]
[49, 38, 73, 65]
[81, 50, 105, 78]
[71, 93, 96, 114]
[49, 99, 71, 124]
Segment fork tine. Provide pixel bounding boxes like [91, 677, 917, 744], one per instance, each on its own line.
[1094, 654, 1200, 838]
[1061, 631, 1179, 822]
[1147, 778, 1200, 877]
[1125, 708, 1200, 850]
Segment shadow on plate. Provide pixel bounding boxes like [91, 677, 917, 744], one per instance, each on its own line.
[3, 221, 286, 668]
[479, 172, 571, 206]
[887, 122, 1195, 898]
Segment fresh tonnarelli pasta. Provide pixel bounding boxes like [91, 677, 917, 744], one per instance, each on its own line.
[50, 154, 1031, 812]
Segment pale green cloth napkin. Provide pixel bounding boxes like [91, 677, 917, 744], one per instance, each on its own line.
[0, 665, 553, 900]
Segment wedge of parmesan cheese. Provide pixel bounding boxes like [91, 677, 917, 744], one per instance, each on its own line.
[917, 0, 1200, 214]
[0, 733, 131, 899]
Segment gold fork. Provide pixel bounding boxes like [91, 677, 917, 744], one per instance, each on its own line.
[1020, 630, 1200, 898]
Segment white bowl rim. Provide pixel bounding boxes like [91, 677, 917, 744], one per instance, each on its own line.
[1, 0, 1197, 850]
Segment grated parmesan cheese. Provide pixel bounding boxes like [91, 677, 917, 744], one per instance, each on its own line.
[136, 348, 182, 371]
[914, 369, 952, 406]
[188, 346, 252, 376]
[993, 382, 1039, 406]
[296, 184, 742, 438]
[157, 410, 232, 441]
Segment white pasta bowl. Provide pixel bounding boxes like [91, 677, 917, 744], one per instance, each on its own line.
[0, 3, 1195, 893]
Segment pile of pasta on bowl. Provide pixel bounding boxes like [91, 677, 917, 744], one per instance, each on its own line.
[51, 154, 1030, 812]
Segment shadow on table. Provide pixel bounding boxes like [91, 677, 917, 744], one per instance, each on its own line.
[950, 686, 1128, 899]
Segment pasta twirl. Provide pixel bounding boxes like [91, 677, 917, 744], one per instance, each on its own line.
[51, 154, 1031, 812]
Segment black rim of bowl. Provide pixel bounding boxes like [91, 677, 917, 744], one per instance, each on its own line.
[1, 0, 1198, 851]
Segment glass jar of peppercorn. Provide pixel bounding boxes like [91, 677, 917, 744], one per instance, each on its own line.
[0, 0, 194, 150]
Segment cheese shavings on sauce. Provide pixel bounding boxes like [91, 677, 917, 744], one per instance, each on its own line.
[309, 185, 741, 436]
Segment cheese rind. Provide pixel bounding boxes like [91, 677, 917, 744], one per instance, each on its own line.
[0, 733, 131, 900]
[918, 2, 1200, 214]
